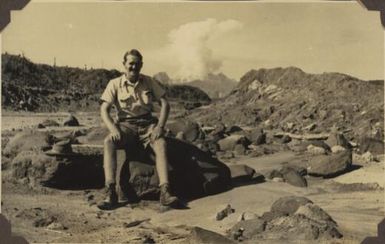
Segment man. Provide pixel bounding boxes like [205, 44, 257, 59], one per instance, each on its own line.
[98, 49, 178, 210]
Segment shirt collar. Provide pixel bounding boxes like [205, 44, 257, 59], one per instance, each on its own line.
[120, 74, 142, 89]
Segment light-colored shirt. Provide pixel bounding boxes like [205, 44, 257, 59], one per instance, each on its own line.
[101, 74, 166, 119]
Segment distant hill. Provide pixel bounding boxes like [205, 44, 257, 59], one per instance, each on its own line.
[153, 72, 237, 99]
[1, 54, 211, 112]
[185, 73, 237, 99]
[189, 66, 384, 140]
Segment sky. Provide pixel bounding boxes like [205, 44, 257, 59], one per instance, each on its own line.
[1, 1, 384, 81]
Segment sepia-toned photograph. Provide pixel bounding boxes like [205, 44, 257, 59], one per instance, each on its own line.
[1, 1, 384, 243]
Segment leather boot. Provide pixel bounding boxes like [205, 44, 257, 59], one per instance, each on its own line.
[97, 183, 118, 210]
[159, 183, 179, 206]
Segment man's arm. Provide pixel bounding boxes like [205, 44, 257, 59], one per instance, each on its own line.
[101, 101, 121, 142]
[157, 97, 170, 128]
[151, 97, 169, 141]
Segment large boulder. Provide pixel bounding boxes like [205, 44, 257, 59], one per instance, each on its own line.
[123, 138, 232, 199]
[3, 130, 53, 158]
[5, 150, 104, 189]
[263, 214, 342, 240]
[307, 150, 352, 177]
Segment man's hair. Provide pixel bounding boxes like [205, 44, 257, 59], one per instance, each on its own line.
[123, 49, 143, 63]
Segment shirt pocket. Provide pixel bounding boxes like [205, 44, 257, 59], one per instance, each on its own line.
[140, 90, 154, 105]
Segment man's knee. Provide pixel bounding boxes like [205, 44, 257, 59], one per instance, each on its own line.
[104, 134, 118, 147]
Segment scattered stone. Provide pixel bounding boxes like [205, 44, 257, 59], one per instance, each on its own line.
[271, 196, 313, 216]
[123, 219, 150, 228]
[226, 125, 243, 134]
[325, 132, 351, 149]
[228, 164, 264, 185]
[175, 131, 185, 141]
[329, 181, 383, 192]
[307, 144, 326, 155]
[354, 151, 374, 164]
[248, 128, 266, 145]
[216, 204, 235, 221]
[272, 177, 284, 182]
[46, 222, 67, 231]
[237, 212, 259, 222]
[188, 226, 235, 244]
[307, 150, 352, 178]
[233, 144, 246, 155]
[266, 169, 283, 180]
[359, 137, 384, 156]
[33, 216, 57, 227]
[331, 145, 346, 153]
[304, 123, 317, 131]
[229, 217, 266, 240]
[63, 115, 80, 126]
[280, 167, 307, 187]
[38, 119, 60, 128]
[281, 135, 292, 144]
[218, 135, 250, 151]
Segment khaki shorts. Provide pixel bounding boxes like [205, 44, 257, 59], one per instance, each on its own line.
[115, 116, 158, 148]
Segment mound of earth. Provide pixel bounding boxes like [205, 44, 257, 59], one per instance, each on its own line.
[188, 67, 384, 141]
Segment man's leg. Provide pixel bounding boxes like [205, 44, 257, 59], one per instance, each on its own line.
[152, 138, 169, 186]
[97, 134, 120, 210]
[151, 138, 179, 206]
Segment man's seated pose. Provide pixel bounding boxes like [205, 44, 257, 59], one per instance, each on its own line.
[97, 49, 178, 210]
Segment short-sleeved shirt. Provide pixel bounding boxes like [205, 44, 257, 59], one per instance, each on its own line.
[101, 74, 166, 120]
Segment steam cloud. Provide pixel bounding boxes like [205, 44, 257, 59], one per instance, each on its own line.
[166, 18, 243, 81]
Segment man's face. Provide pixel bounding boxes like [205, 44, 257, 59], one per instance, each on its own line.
[124, 54, 142, 82]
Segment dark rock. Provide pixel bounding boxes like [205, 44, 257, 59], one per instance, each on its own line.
[271, 196, 313, 216]
[325, 132, 351, 149]
[218, 135, 250, 151]
[248, 128, 266, 145]
[233, 144, 246, 155]
[281, 135, 292, 144]
[216, 204, 235, 221]
[295, 203, 337, 226]
[228, 164, 264, 184]
[359, 137, 384, 156]
[261, 211, 285, 222]
[266, 169, 283, 180]
[39, 119, 60, 127]
[126, 138, 232, 199]
[225, 125, 243, 135]
[307, 150, 352, 178]
[189, 227, 236, 244]
[63, 115, 80, 126]
[229, 218, 266, 240]
[281, 167, 307, 187]
[167, 119, 201, 142]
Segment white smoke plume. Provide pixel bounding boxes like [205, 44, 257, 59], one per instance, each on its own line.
[166, 18, 243, 81]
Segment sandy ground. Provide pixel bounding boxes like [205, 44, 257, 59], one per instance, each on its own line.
[1, 113, 384, 243]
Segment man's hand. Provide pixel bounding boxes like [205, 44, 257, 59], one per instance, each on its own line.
[151, 125, 164, 142]
[110, 127, 122, 143]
